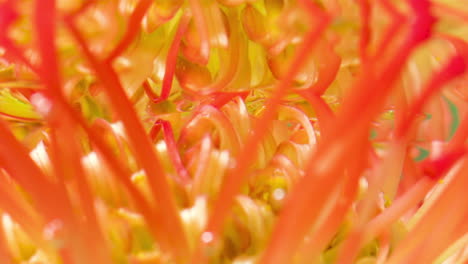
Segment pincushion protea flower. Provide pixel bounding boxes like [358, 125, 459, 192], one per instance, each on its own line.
[0, 0, 468, 263]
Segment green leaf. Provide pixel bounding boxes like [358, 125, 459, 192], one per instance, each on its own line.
[0, 90, 41, 121]
[414, 146, 429, 162]
[443, 96, 459, 140]
[369, 129, 377, 140]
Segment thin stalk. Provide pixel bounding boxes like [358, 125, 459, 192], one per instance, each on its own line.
[178, 105, 241, 155]
[337, 146, 467, 263]
[386, 158, 468, 264]
[308, 41, 341, 96]
[106, 0, 154, 62]
[33, 0, 60, 92]
[209, 91, 249, 108]
[150, 119, 191, 185]
[144, 12, 191, 102]
[4, 10, 109, 262]
[190, 2, 330, 262]
[405, 204, 468, 263]
[0, 119, 74, 227]
[190, 4, 330, 262]
[370, 0, 405, 61]
[262, 1, 436, 263]
[34, 0, 113, 261]
[48, 90, 186, 262]
[0, 172, 46, 245]
[196, 9, 242, 95]
[297, 157, 364, 264]
[62, 19, 189, 260]
[298, 92, 335, 136]
[259, 122, 369, 264]
[0, 39, 39, 74]
[396, 55, 466, 138]
[187, 0, 210, 65]
[356, 0, 372, 62]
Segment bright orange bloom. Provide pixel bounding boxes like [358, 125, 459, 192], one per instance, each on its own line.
[0, 0, 467, 263]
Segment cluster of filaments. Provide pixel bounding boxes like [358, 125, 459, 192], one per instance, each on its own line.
[0, 0, 468, 263]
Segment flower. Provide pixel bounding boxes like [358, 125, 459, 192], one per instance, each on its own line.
[0, 0, 467, 263]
